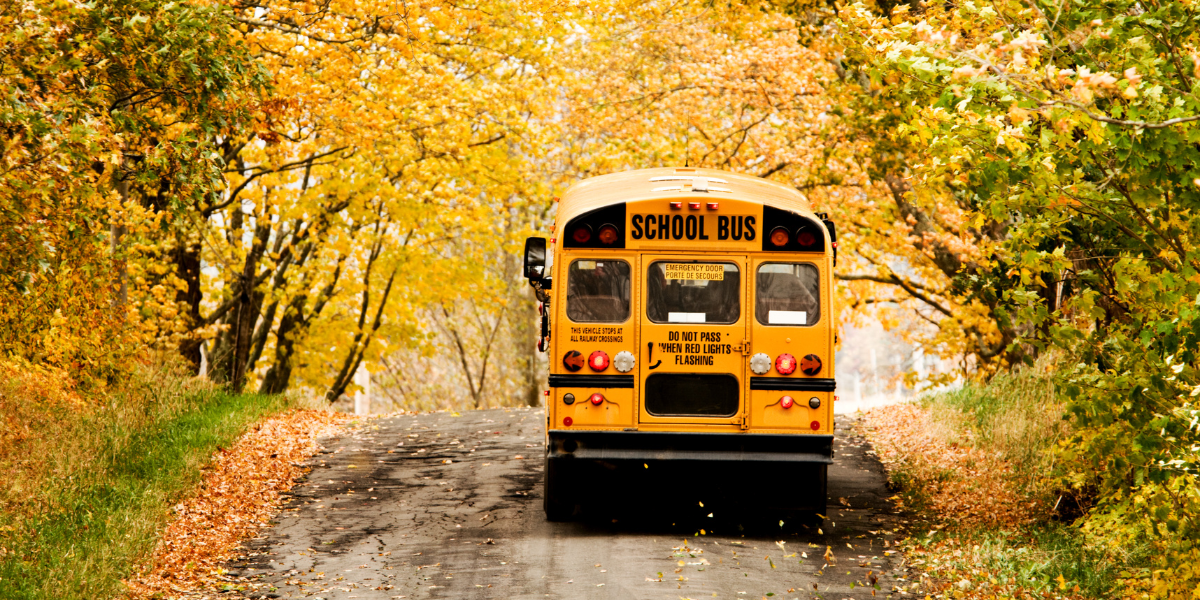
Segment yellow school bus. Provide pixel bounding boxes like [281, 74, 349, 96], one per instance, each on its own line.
[522, 167, 836, 520]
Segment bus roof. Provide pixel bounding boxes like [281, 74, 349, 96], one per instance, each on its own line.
[555, 167, 811, 228]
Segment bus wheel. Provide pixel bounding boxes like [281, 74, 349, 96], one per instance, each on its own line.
[544, 459, 576, 521]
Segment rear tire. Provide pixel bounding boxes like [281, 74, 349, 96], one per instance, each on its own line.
[544, 458, 575, 521]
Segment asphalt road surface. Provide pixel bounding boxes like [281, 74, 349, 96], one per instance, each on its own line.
[228, 408, 907, 599]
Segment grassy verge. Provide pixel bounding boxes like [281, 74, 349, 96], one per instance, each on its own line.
[0, 361, 299, 600]
[862, 368, 1121, 598]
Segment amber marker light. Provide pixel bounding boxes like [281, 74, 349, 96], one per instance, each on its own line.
[598, 224, 619, 245]
[769, 226, 790, 248]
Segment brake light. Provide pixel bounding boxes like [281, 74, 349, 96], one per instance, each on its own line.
[810, 420, 820, 431]
[589, 350, 609, 371]
[572, 225, 592, 244]
[775, 353, 797, 375]
[796, 231, 816, 247]
[590, 393, 605, 405]
[688, 201, 701, 210]
[780, 395, 794, 409]
[598, 224, 619, 245]
[769, 226, 790, 248]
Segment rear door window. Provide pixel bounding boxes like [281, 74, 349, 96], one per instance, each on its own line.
[755, 263, 820, 326]
[566, 259, 631, 323]
[646, 261, 741, 324]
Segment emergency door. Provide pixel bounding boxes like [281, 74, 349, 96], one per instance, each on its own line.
[638, 255, 748, 426]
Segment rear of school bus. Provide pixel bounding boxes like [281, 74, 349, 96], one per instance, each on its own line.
[521, 167, 837, 520]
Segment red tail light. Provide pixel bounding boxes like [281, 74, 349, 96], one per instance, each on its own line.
[589, 350, 609, 371]
[810, 420, 820, 431]
[571, 225, 592, 243]
[769, 226, 790, 247]
[564, 417, 573, 427]
[590, 393, 605, 405]
[775, 353, 796, 375]
[796, 231, 816, 247]
[780, 395, 794, 409]
[598, 224, 619, 245]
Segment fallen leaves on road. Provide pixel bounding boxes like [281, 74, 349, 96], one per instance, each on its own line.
[126, 409, 350, 598]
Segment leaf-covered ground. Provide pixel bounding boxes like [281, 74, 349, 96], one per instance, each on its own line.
[861, 403, 1105, 600]
[127, 409, 351, 598]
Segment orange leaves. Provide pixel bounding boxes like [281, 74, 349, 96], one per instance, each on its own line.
[127, 409, 349, 598]
[862, 403, 1044, 530]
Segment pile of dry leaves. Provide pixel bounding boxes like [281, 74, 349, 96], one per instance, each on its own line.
[126, 409, 350, 598]
[861, 403, 1045, 530]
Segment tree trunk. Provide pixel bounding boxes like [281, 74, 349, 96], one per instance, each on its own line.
[174, 234, 204, 372]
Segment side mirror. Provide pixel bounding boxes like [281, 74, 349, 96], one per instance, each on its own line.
[523, 237, 547, 281]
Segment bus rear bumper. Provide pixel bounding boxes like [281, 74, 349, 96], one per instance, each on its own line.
[544, 430, 832, 513]
[547, 429, 833, 464]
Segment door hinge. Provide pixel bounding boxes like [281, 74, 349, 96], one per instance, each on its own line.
[733, 339, 751, 356]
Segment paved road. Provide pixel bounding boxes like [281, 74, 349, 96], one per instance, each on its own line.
[228, 408, 905, 599]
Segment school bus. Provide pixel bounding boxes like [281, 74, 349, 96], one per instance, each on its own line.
[522, 167, 836, 520]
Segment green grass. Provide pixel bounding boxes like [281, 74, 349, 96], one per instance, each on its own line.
[920, 367, 1065, 494]
[0, 363, 297, 600]
[889, 366, 1121, 597]
[913, 524, 1121, 597]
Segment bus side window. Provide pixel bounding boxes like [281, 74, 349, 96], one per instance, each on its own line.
[756, 263, 820, 326]
[566, 259, 631, 323]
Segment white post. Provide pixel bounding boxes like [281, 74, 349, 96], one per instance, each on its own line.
[353, 362, 371, 416]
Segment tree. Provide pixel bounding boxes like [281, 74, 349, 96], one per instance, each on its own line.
[839, 0, 1200, 592]
[0, 0, 263, 387]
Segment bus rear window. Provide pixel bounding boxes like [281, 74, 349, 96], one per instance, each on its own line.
[756, 263, 820, 326]
[566, 259, 631, 323]
[646, 262, 741, 324]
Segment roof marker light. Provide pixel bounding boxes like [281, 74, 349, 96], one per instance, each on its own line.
[706, 202, 719, 210]
[669, 201, 683, 210]
[688, 202, 701, 210]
